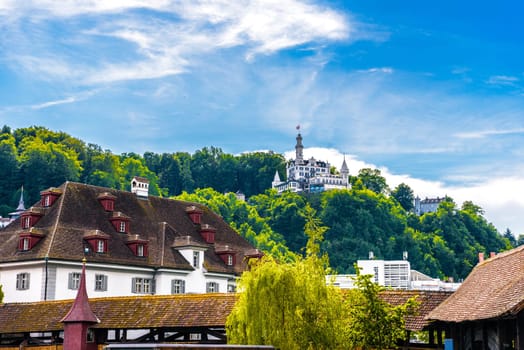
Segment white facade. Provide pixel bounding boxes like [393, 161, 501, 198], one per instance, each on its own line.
[358, 259, 411, 289]
[272, 131, 350, 194]
[0, 258, 235, 303]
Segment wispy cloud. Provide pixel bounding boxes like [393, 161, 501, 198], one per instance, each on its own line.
[1, 0, 353, 84]
[31, 97, 77, 110]
[486, 75, 519, 86]
[455, 128, 524, 139]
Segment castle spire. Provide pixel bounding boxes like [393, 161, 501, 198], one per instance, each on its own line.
[295, 125, 304, 164]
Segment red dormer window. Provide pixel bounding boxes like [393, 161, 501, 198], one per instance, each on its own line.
[109, 212, 130, 233]
[40, 188, 62, 207]
[84, 230, 110, 254]
[200, 224, 216, 244]
[126, 235, 148, 257]
[215, 245, 237, 266]
[18, 229, 45, 251]
[185, 205, 203, 224]
[20, 208, 44, 229]
[97, 192, 116, 212]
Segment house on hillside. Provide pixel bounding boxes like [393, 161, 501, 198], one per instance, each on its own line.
[0, 177, 261, 303]
[426, 245, 524, 349]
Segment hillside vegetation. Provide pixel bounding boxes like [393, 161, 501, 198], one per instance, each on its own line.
[0, 125, 517, 279]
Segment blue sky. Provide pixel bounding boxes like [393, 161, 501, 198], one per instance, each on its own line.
[1, 1, 523, 235]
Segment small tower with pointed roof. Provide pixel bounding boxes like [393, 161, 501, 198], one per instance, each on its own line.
[295, 125, 304, 165]
[61, 259, 99, 350]
[8, 186, 26, 220]
[340, 155, 350, 187]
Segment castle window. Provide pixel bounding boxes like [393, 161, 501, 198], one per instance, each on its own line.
[95, 274, 108, 291]
[206, 282, 219, 293]
[68, 272, 81, 290]
[171, 279, 186, 294]
[16, 273, 30, 290]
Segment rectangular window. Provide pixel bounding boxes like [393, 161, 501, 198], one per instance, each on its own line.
[97, 240, 105, 253]
[227, 284, 236, 293]
[21, 238, 30, 251]
[68, 272, 81, 290]
[171, 279, 186, 294]
[16, 273, 30, 290]
[132, 277, 153, 294]
[119, 221, 126, 233]
[206, 282, 218, 293]
[44, 196, 50, 207]
[23, 216, 31, 229]
[95, 274, 108, 291]
[137, 244, 144, 257]
[227, 255, 233, 266]
[193, 251, 200, 268]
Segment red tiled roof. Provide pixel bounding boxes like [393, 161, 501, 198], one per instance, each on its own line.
[380, 290, 453, 331]
[427, 245, 524, 322]
[0, 294, 238, 333]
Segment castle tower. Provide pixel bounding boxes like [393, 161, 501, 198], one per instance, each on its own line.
[340, 155, 349, 186]
[295, 127, 304, 165]
[61, 260, 99, 350]
[272, 170, 282, 189]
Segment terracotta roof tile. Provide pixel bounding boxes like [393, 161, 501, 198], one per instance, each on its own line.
[380, 290, 452, 331]
[427, 245, 524, 322]
[0, 294, 238, 333]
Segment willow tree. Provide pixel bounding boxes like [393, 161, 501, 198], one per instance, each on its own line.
[226, 206, 348, 349]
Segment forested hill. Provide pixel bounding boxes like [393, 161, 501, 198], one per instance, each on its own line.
[0, 125, 518, 280]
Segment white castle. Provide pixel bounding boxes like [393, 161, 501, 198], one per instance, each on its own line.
[272, 129, 350, 193]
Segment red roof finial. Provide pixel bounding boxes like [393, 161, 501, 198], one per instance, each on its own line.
[61, 259, 99, 324]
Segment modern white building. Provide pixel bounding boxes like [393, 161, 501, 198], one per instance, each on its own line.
[328, 257, 461, 291]
[272, 129, 350, 194]
[0, 177, 261, 303]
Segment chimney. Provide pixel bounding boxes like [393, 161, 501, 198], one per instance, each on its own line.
[131, 176, 149, 198]
[490, 252, 496, 258]
[478, 252, 484, 263]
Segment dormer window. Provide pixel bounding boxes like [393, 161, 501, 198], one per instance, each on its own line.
[96, 240, 106, 253]
[131, 176, 149, 198]
[109, 212, 130, 234]
[215, 245, 237, 267]
[18, 228, 45, 251]
[126, 234, 148, 257]
[97, 192, 116, 212]
[193, 251, 200, 268]
[200, 224, 216, 244]
[185, 206, 203, 224]
[83, 230, 110, 254]
[22, 216, 30, 229]
[20, 208, 44, 229]
[21, 237, 30, 251]
[40, 188, 62, 207]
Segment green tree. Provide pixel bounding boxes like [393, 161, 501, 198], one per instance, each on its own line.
[391, 183, 414, 212]
[354, 168, 389, 194]
[226, 206, 348, 349]
[346, 267, 418, 350]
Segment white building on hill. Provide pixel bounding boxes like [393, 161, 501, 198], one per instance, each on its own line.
[272, 129, 350, 194]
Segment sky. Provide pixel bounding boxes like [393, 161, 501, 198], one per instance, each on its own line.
[1, 1, 523, 235]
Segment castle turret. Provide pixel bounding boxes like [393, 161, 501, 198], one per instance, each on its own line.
[295, 129, 304, 165]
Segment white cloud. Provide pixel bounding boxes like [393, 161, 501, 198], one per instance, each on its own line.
[455, 128, 524, 139]
[486, 75, 519, 86]
[1, 0, 352, 83]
